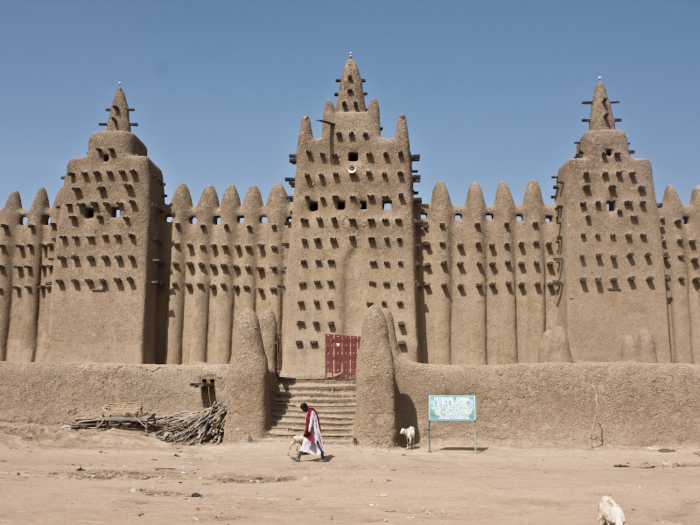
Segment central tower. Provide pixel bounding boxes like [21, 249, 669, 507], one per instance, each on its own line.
[281, 55, 418, 377]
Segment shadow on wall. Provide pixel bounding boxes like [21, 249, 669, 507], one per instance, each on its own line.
[396, 391, 419, 444]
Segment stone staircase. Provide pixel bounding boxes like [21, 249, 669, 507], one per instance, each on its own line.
[265, 378, 356, 444]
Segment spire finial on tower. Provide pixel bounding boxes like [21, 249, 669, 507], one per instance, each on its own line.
[336, 55, 366, 112]
[588, 80, 616, 131]
[349, 52, 352, 59]
[106, 86, 132, 132]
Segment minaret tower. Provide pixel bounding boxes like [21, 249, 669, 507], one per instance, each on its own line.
[281, 55, 419, 377]
[47, 86, 166, 363]
[555, 81, 671, 362]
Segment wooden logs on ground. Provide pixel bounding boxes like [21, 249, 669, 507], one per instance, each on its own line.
[66, 403, 227, 445]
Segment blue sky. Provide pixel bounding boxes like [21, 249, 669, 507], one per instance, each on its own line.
[1, 0, 699, 209]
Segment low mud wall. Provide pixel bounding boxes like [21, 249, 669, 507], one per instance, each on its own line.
[394, 359, 700, 448]
[2, 361, 699, 448]
[0, 363, 227, 425]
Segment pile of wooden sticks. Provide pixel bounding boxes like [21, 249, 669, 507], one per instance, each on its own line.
[153, 403, 227, 445]
[68, 413, 156, 432]
[67, 403, 228, 445]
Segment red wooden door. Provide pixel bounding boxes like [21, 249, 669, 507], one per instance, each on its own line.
[324, 334, 334, 378]
[349, 336, 360, 379]
[333, 335, 343, 375]
[324, 334, 360, 379]
[342, 336, 351, 377]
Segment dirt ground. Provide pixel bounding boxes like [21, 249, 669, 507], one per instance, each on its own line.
[0, 423, 697, 524]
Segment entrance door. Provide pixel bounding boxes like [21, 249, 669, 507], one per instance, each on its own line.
[324, 334, 360, 379]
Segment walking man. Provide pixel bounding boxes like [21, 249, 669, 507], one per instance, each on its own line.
[291, 403, 326, 462]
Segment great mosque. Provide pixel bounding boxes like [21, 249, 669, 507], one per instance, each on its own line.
[1, 55, 698, 377]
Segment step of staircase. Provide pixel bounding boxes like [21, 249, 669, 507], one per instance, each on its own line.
[266, 378, 356, 445]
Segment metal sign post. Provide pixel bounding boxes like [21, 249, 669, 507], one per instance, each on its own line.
[428, 395, 477, 453]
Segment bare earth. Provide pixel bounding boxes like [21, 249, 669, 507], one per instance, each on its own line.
[0, 424, 697, 524]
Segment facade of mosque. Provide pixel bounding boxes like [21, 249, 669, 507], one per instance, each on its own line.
[1, 57, 697, 375]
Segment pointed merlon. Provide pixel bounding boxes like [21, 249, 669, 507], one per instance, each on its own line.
[465, 182, 486, 216]
[336, 56, 366, 112]
[171, 183, 194, 211]
[588, 81, 615, 131]
[30, 188, 50, 212]
[221, 185, 242, 214]
[522, 180, 544, 209]
[298, 116, 314, 144]
[3, 191, 23, 212]
[493, 181, 516, 212]
[689, 185, 700, 209]
[106, 87, 132, 132]
[430, 181, 452, 212]
[395, 114, 409, 145]
[196, 185, 220, 217]
[28, 188, 50, 222]
[266, 183, 289, 208]
[242, 186, 264, 210]
[662, 185, 683, 211]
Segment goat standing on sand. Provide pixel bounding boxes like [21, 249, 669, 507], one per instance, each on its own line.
[400, 426, 415, 449]
[598, 496, 625, 525]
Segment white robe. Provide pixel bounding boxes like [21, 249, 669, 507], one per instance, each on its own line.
[299, 409, 325, 455]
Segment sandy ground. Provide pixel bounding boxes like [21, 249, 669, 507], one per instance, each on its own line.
[0, 423, 698, 524]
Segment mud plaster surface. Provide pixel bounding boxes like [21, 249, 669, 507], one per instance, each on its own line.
[0, 423, 698, 525]
[1, 361, 698, 448]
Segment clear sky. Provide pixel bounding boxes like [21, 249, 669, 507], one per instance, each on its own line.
[1, 0, 699, 210]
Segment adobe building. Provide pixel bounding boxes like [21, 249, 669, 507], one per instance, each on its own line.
[0, 55, 698, 374]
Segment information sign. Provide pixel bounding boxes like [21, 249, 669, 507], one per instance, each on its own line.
[427, 395, 478, 453]
[429, 396, 476, 422]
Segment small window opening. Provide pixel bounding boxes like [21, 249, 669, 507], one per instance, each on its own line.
[189, 216, 198, 225]
[383, 200, 392, 211]
[605, 149, 613, 156]
[260, 216, 268, 223]
[516, 214, 523, 222]
[607, 201, 615, 212]
[336, 200, 345, 210]
[103, 154, 109, 162]
[420, 212, 427, 219]
[348, 152, 358, 161]
[683, 216, 689, 224]
[111, 208, 121, 218]
[486, 214, 493, 220]
[40, 215, 50, 225]
[360, 200, 367, 210]
[237, 216, 244, 223]
[166, 215, 173, 223]
[21, 216, 28, 225]
[84, 208, 95, 219]
[309, 200, 319, 211]
[285, 216, 292, 226]
[454, 214, 462, 220]
[545, 215, 552, 223]
[214, 216, 221, 225]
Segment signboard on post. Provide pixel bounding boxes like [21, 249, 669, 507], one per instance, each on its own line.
[428, 395, 477, 452]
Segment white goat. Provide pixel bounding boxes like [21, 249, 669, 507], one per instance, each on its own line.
[399, 426, 415, 450]
[288, 435, 304, 456]
[598, 496, 625, 525]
